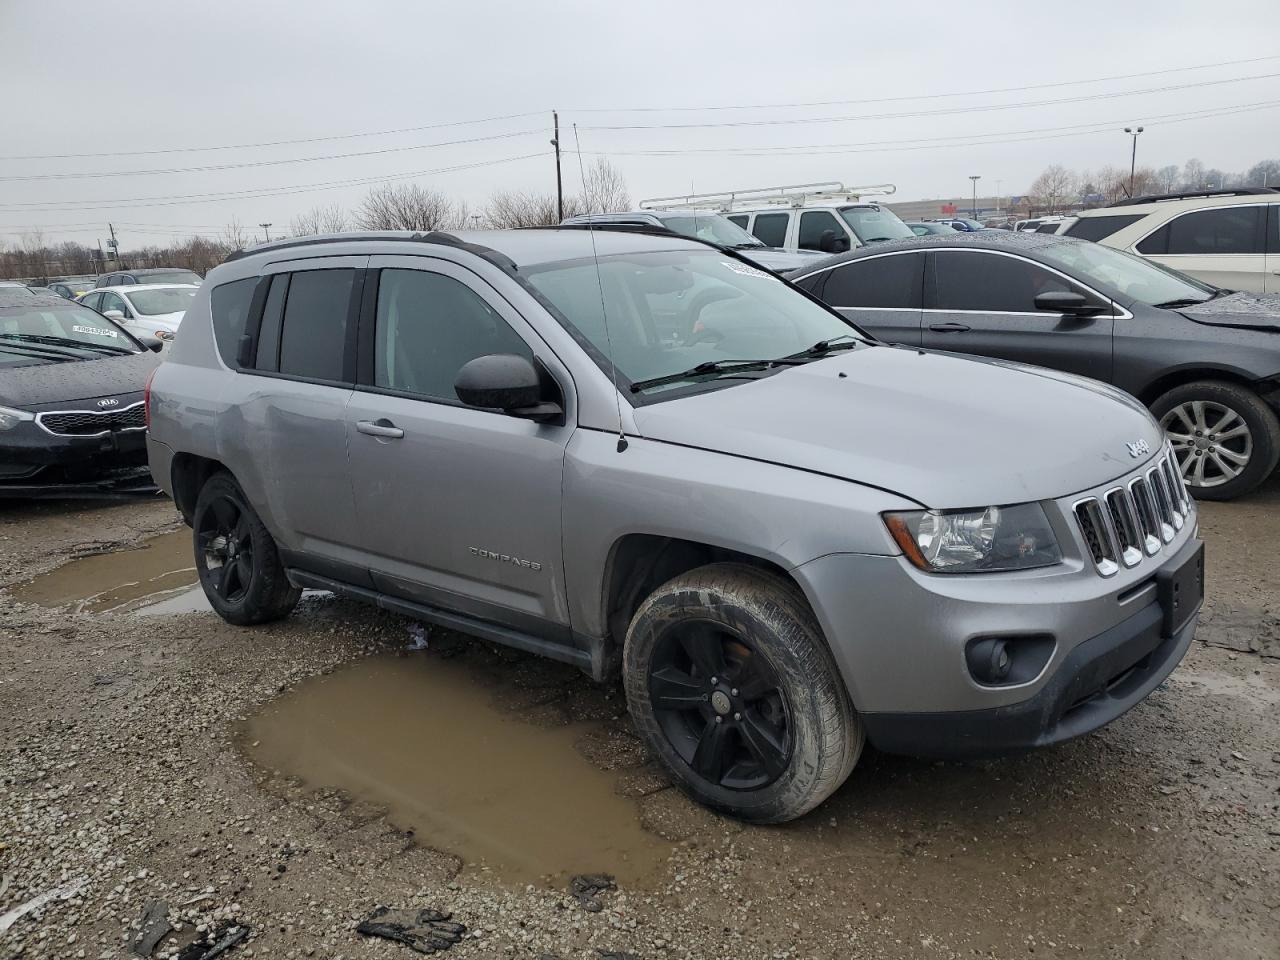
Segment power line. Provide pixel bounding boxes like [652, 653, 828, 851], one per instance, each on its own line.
[0, 110, 547, 161]
[0, 152, 549, 213]
[583, 99, 1280, 157]
[0, 129, 542, 183]
[578, 72, 1280, 131]
[566, 54, 1280, 113]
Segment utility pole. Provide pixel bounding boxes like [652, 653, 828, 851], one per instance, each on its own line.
[1124, 126, 1144, 197]
[551, 111, 564, 221]
[107, 222, 119, 266]
[994, 179, 1003, 216]
[968, 175, 981, 219]
[259, 223, 272, 243]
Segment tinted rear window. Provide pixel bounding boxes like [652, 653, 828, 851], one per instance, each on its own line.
[751, 213, 788, 247]
[1063, 214, 1145, 242]
[822, 253, 923, 309]
[278, 269, 355, 382]
[210, 277, 258, 368]
[1137, 206, 1265, 255]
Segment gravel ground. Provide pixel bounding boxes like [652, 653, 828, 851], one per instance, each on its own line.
[1, 486, 1278, 960]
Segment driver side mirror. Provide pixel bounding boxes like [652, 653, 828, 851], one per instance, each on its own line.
[103, 309, 126, 321]
[454, 354, 564, 424]
[818, 229, 851, 254]
[139, 336, 164, 353]
[1034, 291, 1106, 317]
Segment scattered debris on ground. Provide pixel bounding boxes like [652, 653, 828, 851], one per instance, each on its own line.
[172, 922, 249, 960]
[131, 899, 171, 957]
[569, 874, 617, 913]
[355, 906, 466, 953]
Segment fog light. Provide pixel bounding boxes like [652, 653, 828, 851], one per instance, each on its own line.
[967, 638, 1011, 684]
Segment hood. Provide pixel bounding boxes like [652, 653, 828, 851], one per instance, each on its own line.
[0, 349, 160, 407]
[734, 247, 827, 272]
[632, 345, 1163, 507]
[1179, 291, 1280, 331]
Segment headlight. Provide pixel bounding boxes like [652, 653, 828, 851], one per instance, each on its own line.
[0, 404, 35, 432]
[884, 503, 1062, 574]
[155, 329, 175, 342]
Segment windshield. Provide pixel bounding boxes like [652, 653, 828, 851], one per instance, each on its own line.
[140, 270, 201, 285]
[524, 250, 863, 397]
[839, 206, 915, 243]
[659, 214, 764, 248]
[0, 301, 138, 366]
[1038, 240, 1215, 306]
[127, 287, 197, 316]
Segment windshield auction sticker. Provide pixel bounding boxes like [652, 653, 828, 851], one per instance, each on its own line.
[721, 261, 771, 279]
[72, 325, 119, 338]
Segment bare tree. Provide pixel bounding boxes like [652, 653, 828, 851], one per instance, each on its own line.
[290, 202, 348, 236]
[1026, 165, 1078, 215]
[484, 190, 583, 228]
[1181, 158, 1206, 190]
[1245, 159, 1280, 187]
[579, 157, 631, 214]
[221, 217, 250, 252]
[355, 183, 465, 231]
[1156, 165, 1180, 193]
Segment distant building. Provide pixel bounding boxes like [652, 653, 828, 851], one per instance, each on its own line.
[885, 196, 1026, 222]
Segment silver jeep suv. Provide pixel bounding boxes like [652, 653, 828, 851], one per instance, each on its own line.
[146, 229, 1204, 822]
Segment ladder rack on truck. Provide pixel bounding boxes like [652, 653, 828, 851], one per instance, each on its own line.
[640, 182, 897, 213]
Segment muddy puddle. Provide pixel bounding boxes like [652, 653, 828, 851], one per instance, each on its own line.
[244, 653, 672, 886]
[9, 529, 201, 614]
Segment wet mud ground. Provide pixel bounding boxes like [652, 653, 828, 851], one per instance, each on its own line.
[1, 482, 1278, 960]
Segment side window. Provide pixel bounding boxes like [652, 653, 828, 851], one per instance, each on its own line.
[373, 268, 532, 402]
[80, 292, 101, 311]
[100, 292, 127, 316]
[278, 269, 356, 382]
[122, 275, 137, 285]
[210, 276, 259, 368]
[823, 254, 923, 309]
[1063, 214, 1144, 242]
[798, 210, 846, 251]
[254, 274, 289, 371]
[1271, 205, 1280, 254]
[725, 215, 748, 229]
[1139, 206, 1265, 255]
[751, 213, 788, 247]
[930, 252, 1076, 313]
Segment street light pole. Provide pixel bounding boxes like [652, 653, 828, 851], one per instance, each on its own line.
[968, 175, 981, 219]
[994, 179, 1003, 216]
[259, 223, 272, 243]
[1124, 126, 1144, 197]
[551, 111, 563, 221]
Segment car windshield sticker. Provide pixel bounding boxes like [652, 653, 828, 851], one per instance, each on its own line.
[72, 325, 119, 338]
[722, 261, 770, 279]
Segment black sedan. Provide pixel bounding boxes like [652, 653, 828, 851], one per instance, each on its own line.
[788, 231, 1280, 500]
[0, 293, 162, 496]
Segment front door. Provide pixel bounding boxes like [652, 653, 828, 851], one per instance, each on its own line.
[344, 256, 574, 638]
[920, 249, 1114, 382]
[808, 251, 924, 346]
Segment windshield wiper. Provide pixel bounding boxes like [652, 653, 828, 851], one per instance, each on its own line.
[781, 334, 861, 360]
[0, 332, 133, 355]
[630, 358, 806, 394]
[0, 341, 79, 362]
[731, 242, 766, 250]
[1153, 296, 1213, 309]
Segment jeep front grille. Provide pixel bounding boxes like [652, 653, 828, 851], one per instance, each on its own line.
[36, 401, 146, 437]
[1073, 451, 1192, 577]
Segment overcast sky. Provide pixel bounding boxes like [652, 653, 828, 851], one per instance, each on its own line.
[3, 0, 1279, 248]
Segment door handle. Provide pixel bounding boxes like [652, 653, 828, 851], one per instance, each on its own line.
[356, 418, 404, 439]
[928, 321, 971, 333]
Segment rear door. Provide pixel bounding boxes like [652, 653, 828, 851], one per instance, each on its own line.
[226, 256, 369, 579]
[806, 251, 924, 345]
[920, 249, 1114, 382]
[749, 211, 790, 249]
[1135, 204, 1267, 292]
[344, 255, 574, 638]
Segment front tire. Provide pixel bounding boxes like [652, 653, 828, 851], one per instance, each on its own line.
[1152, 380, 1280, 501]
[623, 563, 861, 823]
[192, 472, 300, 626]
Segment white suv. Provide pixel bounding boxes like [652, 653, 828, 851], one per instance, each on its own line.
[643, 182, 917, 255]
[1064, 188, 1280, 293]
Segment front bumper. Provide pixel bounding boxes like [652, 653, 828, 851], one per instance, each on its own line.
[0, 411, 152, 497]
[793, 451, 1201, 756]
[860, 587, 1197, 757]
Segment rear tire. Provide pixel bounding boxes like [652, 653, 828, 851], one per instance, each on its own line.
[1151, 380, 1280, 501]
[192, 472, 300, 626]
[623, 563, 861, 823]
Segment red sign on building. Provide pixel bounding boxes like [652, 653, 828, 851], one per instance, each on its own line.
[941, 203, 958, 215]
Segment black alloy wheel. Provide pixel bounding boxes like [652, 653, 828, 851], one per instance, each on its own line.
[649, 620, 792, 791]
[197, 491, 255, 604]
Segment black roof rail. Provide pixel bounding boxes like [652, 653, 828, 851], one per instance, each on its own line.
[221, 231, 519, 273]
[1106, 186, 1279, 207]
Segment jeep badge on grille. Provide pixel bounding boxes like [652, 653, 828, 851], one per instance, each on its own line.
[1126, 438, 1150, 458]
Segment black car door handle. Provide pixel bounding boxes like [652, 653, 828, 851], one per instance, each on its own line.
[928, 321, 971, 333]
[356, 418, 404, 439]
